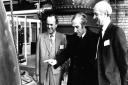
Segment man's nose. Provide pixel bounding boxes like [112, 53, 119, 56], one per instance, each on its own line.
[48, 25, 52, 29]
[74, 27, 77, 33]
[93, 15, 96, 19]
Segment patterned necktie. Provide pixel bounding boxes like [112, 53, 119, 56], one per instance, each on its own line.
[49, 34, 55, 58]
[50, 35, 53, 45]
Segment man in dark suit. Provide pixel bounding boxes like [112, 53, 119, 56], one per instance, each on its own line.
[44, 12, 99, 85]
[93, 1, 127, 85]
[36, 14, 67, 85]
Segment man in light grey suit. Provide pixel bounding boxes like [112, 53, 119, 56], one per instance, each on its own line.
[36, 14, 67, 85]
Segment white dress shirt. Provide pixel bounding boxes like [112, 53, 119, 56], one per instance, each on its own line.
[102, 18, 111, 38]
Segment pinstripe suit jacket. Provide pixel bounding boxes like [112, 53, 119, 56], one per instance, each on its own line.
[36, 32, 66, 85]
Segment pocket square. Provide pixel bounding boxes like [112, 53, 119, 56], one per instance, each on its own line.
[60, 45, 64, 49]
[104, 40, 110, 46]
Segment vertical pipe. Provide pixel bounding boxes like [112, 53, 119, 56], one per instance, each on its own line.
[10, 0, 16, 47]
[16, 16, 19, 54]
[29, 21, 32, 44]
[24, 15, 27, 65]
[0, 0, 21, 85]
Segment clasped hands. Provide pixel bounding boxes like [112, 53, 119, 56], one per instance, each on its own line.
[44, 59, 57, 66]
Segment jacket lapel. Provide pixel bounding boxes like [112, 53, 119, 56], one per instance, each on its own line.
[55, 32, 60, 53]
[44, 33, 51, 54]
[102, 23, 113, 41]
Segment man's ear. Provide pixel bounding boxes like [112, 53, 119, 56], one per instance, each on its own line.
[105, 11, 110, 17]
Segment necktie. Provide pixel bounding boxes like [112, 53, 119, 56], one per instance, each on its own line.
[98, 27, 103, 51]
[50, 35, 53, 45]
[49, 34, 55, 58]
[50, 34, 53, 38]
[95, 27, 102, 59]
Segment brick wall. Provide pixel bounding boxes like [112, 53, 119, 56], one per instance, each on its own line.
[111, 1, 128, 46]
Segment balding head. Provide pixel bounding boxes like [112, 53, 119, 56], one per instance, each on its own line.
[72, 12, 87, 26]
[94, 0, 112, 16]
[93, 0, 112, 25]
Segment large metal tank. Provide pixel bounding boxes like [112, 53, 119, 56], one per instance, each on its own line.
[0, 0, 21, 85]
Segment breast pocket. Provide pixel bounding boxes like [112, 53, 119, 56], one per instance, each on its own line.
[103, 39, 111, 57]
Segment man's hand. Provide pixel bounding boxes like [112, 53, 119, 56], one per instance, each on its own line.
[44, 59, 57, 66]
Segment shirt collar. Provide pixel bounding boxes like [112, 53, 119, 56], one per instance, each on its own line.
[102, 19, 111, 37]
[82, 32, 86, 38]
[49, 31, 56, 38]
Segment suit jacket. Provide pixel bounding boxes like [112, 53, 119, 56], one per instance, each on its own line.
[36, 32, 66, 85]
[97, 23, 127, 85]
[55, 29, 99, 85]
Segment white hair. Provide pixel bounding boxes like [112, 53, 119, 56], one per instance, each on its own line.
[94, 0, 112, 15]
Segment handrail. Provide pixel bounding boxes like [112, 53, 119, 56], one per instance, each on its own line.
[6, 7, 52, 15]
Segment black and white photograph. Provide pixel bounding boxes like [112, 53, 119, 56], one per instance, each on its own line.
[1, 0, 128, 85]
